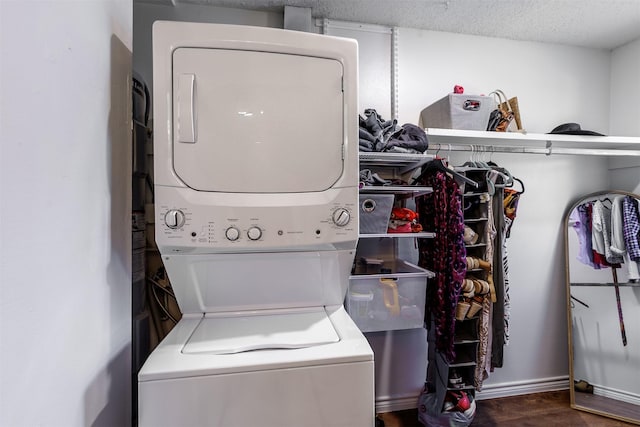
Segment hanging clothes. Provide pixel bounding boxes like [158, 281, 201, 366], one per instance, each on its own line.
[496, 171, 522, 351]
[571, 195, 640, 282]
[623, 196, 640, 261]
[502, 215, 512, 346]
[503, 190, 518, 238]
[502, 177, 524, 238]
[585, 202, 610, 268]
[570, 204, 599, 268]
[490, 176, 507, 370]
[592, 200, 623, 267]
[612, 196, 640, 281]
[416, 168, 466, 362]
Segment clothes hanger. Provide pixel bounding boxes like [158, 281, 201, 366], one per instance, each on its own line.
[571, 295, 589, 308]
[460, 144, 475, 168]
[582, 196, 612, 206]
[475, 145, 491, 169]
[484, 167, 511, 191]
[509, 177, 525, 194]
[461, 144, 490, 169]
[417, 158, 479, 188]
[486, 158, 514, 188]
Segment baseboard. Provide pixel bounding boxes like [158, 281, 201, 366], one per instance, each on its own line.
[594, 384, 640, 406]
[475, 376, 570, 400]
[375, 394, 421, 413]
[374, 376, 571, 412]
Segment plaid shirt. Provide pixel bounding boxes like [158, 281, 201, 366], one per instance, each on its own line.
[623, 196, 640, 261]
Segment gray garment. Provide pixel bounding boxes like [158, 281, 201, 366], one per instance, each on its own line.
[358, 110, 428, 153]
[592, 200, 623, 265]
[611, 196, 640, 280]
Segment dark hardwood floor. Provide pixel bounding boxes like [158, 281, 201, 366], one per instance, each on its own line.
[377, 391, 638, 426]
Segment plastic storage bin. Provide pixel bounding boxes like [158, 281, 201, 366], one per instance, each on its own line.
[359, 194, 394, 234]
[419, 94, 495, 131]
[347, 260, 431, 332]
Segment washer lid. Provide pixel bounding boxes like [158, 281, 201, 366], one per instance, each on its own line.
[182, 308, 339, 355]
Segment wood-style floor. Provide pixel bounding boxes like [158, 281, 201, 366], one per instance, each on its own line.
[378, 391, 638, 426]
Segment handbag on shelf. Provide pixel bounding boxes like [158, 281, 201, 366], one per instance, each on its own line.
[486, 90, 522, 132]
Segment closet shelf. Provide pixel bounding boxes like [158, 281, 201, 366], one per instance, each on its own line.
[425, 128, 640, 156]
[359, 232, 435, 239]
[570, 282, 640, 287]
[359, 151, 434, 173]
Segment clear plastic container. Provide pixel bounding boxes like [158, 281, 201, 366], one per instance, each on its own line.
[347, 260, 432, 332]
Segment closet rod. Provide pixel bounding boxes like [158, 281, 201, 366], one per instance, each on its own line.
[427, 143, 640, 157]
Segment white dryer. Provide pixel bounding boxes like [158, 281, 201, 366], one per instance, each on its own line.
[138, 22, 374, 427]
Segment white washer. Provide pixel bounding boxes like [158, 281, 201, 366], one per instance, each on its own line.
[139, 306, 373, 427]
[138, 22, 374, 427]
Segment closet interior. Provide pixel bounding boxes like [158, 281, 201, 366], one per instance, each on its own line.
[352, 125, 640, 425]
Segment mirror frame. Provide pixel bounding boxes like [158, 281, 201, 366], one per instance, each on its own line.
[564, 190, 640, 425]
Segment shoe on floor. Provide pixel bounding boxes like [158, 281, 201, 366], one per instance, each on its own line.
[574, 379, 594, 393]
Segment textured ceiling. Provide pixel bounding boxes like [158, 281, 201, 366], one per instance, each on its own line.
[163, 0, 640, 49]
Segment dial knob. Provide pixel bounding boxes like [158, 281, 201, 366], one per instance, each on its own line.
[332, 208, 351, 227]
[247, 226, 262, 241]
[225, 227, 240, 241]
[164, 209, 185, 229]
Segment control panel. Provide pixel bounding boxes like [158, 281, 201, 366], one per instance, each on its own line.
[155, 186, 358, 253]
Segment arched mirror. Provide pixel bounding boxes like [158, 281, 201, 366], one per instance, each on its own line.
[564, 190, 640, 425]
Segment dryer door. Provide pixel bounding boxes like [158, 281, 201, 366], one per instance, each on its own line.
[171, 47, 345, 193]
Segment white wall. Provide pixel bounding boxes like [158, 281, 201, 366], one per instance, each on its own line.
[569, 37, 640, 404]
[598, 39, 640, 400]
[609, 37, 640, 193]
[398, 28, 611, 133]
[610, 38, 640, 138]
[0, 1, 133, 426]
[325, 23, 393, 120]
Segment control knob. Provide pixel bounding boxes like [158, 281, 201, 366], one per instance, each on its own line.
[332, 208, 351, 227]
[225, 227, 240, 241]
[164, 209, 185, 229]
[247, 226, 262, 241]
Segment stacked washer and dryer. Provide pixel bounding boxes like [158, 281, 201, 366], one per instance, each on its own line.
[137, 21, 375, 426]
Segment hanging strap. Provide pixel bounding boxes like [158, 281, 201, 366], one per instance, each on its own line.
[611, 268, 627, 346]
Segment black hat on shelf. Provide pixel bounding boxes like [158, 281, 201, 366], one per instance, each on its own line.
[549, 123, 604, 136]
